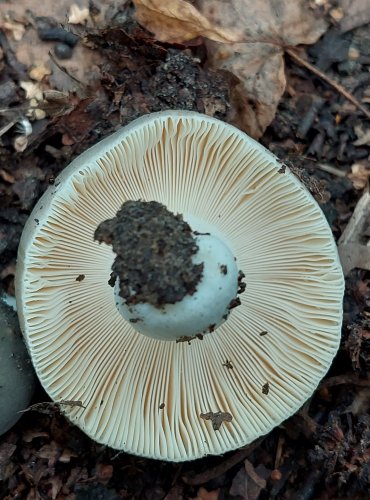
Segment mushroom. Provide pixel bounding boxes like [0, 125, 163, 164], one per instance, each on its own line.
[0, 300, 35, 435]
[16, 110, 344, 461]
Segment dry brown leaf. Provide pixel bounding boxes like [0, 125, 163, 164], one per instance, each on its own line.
[133, 0, 327, 138]
[348, 163, 370, 190]
[338, 191, 370, 275]
[134, 0, 243, 44]
[199, 0, 327, 138]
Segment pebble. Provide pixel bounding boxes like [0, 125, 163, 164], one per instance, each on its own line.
[54, 43, 73, 60]
[0, 300, 35, 436]
[38, 27, 78, 47]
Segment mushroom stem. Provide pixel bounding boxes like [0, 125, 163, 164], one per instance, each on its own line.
[94, 200, 243, 341]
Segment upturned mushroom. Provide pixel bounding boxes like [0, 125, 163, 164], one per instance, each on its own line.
[16, 110, 344, 461]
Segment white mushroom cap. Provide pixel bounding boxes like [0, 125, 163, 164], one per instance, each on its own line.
[16, 110, 344, 461]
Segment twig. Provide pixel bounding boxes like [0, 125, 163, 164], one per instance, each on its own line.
[316, 163, 347, 177]
[286, 47, 370, 120]
[320, 373, 370, 389]
[182, 437, 264, 486]
[48, 50, 85, 87]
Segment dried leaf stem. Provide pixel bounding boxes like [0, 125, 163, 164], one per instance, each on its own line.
[286, 47, 370, 120]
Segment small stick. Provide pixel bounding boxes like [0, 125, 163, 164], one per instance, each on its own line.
[316, 163, 346, 177]
[286, 47, 370, 120]
[182, 437, 264, 486]
[320, 373, 370, 389]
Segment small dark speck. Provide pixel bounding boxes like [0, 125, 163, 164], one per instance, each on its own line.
[228, 297, 241, 310]
[76, 274, 85, 282]
[262, 382, 270, 395]
[278, 165, 286, 174]
[129, 318, 142, 323]
[159, 403, 165, 409]
[100, 400, 104, 406]
[48, 177, 55, 185]
[34, 218, 39, 225]
[68, 300, 73, 304]
[222, 360, 233, 370]
[260, 331, 268, 336]
[220, 264, 228, 275]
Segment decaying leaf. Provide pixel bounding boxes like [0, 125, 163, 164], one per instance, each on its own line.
[134, 0, 243, 44]
[348, 163, 370, 190]
[133, 0, 327, 138]
[338, 191, 370, 275]
[200, 411, 232, 430]
[229, 459, 268, 498]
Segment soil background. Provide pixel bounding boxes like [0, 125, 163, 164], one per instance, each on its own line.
[1, 1, 370, 499]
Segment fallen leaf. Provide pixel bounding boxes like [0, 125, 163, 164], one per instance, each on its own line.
[348, 162, 370, 190]
[338, 191, 370, 275]
[229, 460, 268, 499]
[133, 0, 327, 138]
[199, 0, 328, 138]
[134, 0, 243, 44]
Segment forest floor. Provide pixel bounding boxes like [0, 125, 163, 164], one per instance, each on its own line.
[1, 0, 370, 499]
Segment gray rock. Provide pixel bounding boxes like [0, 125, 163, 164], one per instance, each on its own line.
[0, 300, 35, 436]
